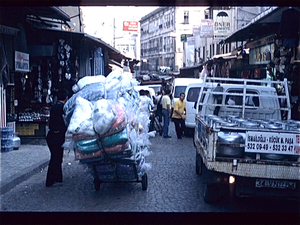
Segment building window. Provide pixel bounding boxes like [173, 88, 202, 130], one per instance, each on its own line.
[184, 11, 189, 24]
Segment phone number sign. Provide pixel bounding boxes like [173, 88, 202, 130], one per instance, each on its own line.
[245, 131, 300, 155]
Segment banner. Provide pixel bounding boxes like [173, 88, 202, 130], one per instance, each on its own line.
[213, 10, 232, 37]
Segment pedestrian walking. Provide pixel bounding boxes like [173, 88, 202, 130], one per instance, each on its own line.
[45, 88, 69, 187]
[172, 92, 186, 139]
[161, 89, 171, 138]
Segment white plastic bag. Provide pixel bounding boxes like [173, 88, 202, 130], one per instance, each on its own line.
[93, 99, 117, 135]
[67, 97, 95, 136]
[77, 75, 106, 90]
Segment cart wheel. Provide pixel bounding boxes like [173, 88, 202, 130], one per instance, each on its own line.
[141, 173, 148, 190]
[93, 178, 101, 191]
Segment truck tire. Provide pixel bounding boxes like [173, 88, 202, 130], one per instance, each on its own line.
[203, 183, 219, 203]
[196, 153, 202, 175]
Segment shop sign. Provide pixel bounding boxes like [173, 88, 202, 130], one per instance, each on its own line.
[15, 51, 29, 72]
[213, 10, 232, 37]
[181, 34, 193, 42]
[187, 36, 195, 46]
[249, 43, 274, 65]
[123, 21, 138, 32]
[200, 19, 213, 38]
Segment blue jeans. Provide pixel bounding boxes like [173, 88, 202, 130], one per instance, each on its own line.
[162, 109, 170, 136]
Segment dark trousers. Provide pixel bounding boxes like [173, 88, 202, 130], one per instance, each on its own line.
[173, 118, 185, 138]
[46, 131, 65, 186]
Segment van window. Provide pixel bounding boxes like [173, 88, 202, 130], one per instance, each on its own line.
[225, 90, 259, 108]
[174, 86, 187, 98]
[187, 87, 201, 102]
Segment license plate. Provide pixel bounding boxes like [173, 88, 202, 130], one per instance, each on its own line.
[255, 179, 296, 189]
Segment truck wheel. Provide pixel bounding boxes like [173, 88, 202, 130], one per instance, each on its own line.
[142, 173, 148, 190]
[196, 153, 202, 175]
[93, 178, 101, 191]
[203, 183, 219, 203]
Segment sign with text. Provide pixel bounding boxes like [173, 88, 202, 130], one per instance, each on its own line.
[245, 131, 300, 155]
[15, 51, 29, 72]
[123, 21, 138, 32]
[213, 10, 232, 37]
[200, 19, 213, 38]
[181, 34, 193, 42]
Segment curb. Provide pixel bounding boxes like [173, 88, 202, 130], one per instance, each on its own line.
[0, 159, 49, 195]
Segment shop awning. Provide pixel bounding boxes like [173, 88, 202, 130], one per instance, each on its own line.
[212, 48, 249, 60]
[180, 64, 203, 70]
[223, 7, 300, 44]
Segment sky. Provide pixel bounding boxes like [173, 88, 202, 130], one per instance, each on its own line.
[81, 6, 158, 45]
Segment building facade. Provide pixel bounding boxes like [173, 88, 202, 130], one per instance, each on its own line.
[191, 7, 269, 64]
[140, 7, 206, 74]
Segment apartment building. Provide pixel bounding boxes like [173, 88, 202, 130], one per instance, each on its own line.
[191, 7, 269, 64]
[140, 7, 206, 74]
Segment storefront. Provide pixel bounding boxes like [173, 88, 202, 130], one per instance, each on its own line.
[0, 7, 132, 137]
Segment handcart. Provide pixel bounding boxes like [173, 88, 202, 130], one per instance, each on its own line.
[80, 143, 148, 191]
[92, 157, 148, 191]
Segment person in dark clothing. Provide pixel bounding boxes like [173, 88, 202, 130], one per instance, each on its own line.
[46, 88, 69, 187]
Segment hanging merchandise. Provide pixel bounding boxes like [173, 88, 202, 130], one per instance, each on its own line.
[199, 65, 208, 79]
[64, 43, 72, 80]
[46, 61, 52, 104]
[37, 65, 42, 103]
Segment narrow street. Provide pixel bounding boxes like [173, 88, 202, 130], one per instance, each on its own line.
[1, 124, 299, 215]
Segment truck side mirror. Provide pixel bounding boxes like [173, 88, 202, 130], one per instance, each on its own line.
[194, 101, 197, 109]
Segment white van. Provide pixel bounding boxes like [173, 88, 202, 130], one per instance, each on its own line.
[184, 81, 203, 136]
[171, 78, 201, 109]
[146, 84, 162, 96]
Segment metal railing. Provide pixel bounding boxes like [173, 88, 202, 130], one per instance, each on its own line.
[197, 75, 291, 119]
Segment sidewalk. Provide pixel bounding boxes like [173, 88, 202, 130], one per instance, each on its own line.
[0, 137, 50, 195]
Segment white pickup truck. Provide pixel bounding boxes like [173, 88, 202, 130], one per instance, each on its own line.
[194, 76, 300, 203]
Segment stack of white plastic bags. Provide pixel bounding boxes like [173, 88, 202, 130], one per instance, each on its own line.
[64, 69, 152, 181]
